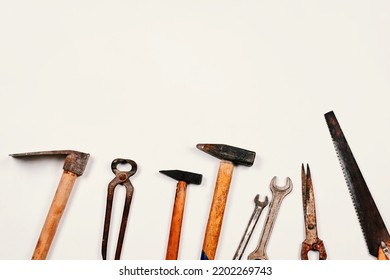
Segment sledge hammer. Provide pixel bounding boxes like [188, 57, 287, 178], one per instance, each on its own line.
[197, 144, 256, 260]
[10, 150, 89, 260]
[160, 170, 203, 260]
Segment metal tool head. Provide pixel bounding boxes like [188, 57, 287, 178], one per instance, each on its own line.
[270, 176, 293, 194]
[111, 158, 137, 179]
[325, 110, 390, 257]
[159, 170, 202, 185]
[196, 144, 255, 166]
[10, 150, 90, 176]
[254, 194, 269, 208]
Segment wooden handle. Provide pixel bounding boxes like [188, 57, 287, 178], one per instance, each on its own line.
[201, 160, 234, 260]
[32, 171, 78, 260]
[165, 181, 187, 260]
[378, 241, 390, 260]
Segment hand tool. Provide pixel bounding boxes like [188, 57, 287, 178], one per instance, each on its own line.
[325, 111, 390, 260]
[10, 150, 90, 260]
[102, 158, 137, 260]
[233, 194, 268, 260]
[247, 176, 293, 260]
[197, 143, 256, 260]
[300, 164, 327, 260]
[160, 169, 203, 260]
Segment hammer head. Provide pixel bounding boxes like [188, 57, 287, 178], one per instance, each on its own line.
[196, 144, 255, 166]
[160, 170, 203, 185]
[10, 150, 90, 176]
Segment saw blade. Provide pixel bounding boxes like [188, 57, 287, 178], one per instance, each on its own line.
[325, 111, 390, 257]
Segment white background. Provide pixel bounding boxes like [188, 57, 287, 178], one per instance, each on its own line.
[0, 1, 389, 260]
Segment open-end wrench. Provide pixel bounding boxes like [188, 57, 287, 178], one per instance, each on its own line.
[247, 176, 293, 260]
[233, 194, 268, 260]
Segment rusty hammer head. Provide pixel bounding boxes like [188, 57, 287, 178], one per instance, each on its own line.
[10, 150, 90, 176]
[160, 170, 202, 185]
[196, 144, 255, 166]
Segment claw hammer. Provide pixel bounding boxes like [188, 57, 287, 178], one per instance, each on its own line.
[197, 144, 255, 260]
[10, 150, 89, 260]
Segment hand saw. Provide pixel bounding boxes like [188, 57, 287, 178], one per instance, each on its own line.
[325, 111, 390, 259]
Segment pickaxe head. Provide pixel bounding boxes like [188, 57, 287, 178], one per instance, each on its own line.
[159, 170, 202, 185]
[196, 144, 255, 167]
[10, 150, 90, 176]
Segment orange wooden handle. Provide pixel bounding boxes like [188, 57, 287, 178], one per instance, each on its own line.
[32, 171, 78, 260]
[202, 160, 234, 260]
[378, 241, 390, 260]
[165, 181, 187, 260]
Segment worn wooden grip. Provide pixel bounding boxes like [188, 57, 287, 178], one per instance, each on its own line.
[201, 160, 234, 260]
[32, 171, 78, 260]
[165, 181, 187, 260]
[378, 241, 390, 260]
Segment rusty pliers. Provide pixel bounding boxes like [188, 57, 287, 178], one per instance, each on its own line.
[301, 164, 327, 260]
[102, 158, 137, 260]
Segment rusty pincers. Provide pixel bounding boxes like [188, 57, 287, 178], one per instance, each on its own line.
[102, 158, 137, 260]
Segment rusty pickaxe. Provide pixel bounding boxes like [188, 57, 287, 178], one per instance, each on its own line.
[10, 150, 89, 260]
[160, 169, 202, 260]
[197, 143, 256, 260]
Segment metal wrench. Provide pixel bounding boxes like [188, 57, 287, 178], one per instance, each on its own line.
[233, 194, 268, 260]
[247, 176, 293, 260]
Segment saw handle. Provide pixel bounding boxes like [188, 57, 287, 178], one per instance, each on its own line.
[32, 171, 78, 260]
[378, 241, 390, 260]
[201, 160, 234, 260]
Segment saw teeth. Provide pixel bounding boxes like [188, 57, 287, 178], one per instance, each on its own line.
[332, 140, 370, 251]
[325, 111, 390, 257]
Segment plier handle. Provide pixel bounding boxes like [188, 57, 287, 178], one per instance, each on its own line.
[301, 164, 327, 260]
[102, 158, 137, 260]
